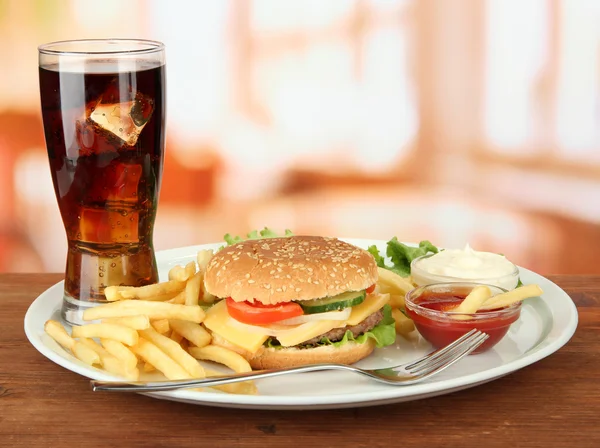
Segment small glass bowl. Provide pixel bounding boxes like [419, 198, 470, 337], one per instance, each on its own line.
[410, 253, 520, 291]
[405, 282, 522, 354]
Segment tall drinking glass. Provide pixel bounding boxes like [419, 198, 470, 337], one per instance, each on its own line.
[38, 39, 166, 325]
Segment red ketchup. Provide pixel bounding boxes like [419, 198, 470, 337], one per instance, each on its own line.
[405, 288, 521, 354]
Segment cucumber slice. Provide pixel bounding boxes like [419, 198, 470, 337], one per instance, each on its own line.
[299, 290, 366, 314]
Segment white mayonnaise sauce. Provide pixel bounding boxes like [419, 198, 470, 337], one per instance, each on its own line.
[411, 244, 519, 290]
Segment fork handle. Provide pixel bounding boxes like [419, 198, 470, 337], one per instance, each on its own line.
[91, 363, 352, 392]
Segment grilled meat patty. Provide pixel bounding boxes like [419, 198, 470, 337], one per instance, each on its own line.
[299, 309, 385, 346]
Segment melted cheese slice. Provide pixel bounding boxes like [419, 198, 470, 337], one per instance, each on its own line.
[203, 300, 268, 354]
[346, 293, 390, 326]
[275, 320, 339, 347]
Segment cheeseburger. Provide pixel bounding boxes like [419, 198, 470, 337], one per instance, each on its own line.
[202, 235, 395, 369]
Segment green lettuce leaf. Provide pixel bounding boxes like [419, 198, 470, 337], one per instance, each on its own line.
[265, 305, 396, 350]
[224, 227, 293, 246]
[369, 238, 439, 277]
[367, 245, 387, 268]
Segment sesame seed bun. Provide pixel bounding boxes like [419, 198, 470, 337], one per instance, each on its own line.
[204, 236, 378, 305]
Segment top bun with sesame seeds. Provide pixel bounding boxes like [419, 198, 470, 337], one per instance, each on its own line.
[203, 235, 378, 305]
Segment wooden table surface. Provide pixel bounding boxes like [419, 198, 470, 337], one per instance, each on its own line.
[0, 273, 597, 448]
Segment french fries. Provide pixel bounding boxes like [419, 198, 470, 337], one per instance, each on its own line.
[185, 272, 202, 306]
[204, 368, 258, 395]
[102, 315, 150, 330]
[188, 345, 252, 373]
[72, 342, 101, 366]
[103, 286, 133, 302]
[72, 323, 139, 346]
[391, 308, 415, 336]
[131, 337, 191, 380]
[151, 318, 170, 334]
[44, 320, 75, 350]
[79, 337, 112, 357]
[452, 285, 492, 316]
[140, 328, 205, 378]
[79, 338, 139, 380]
[377, 267, 414, 296]
[388, 294, 406, 310]
[119, 280, 186, 301]
[102, 357, 139, 380]
[44, 320, 100, 366]
[170, 331, 184, 344]
[375, 268, 416, 336]
[196, 249, 213, 272]
[143, 362, 157, 373]
[168, 261, 197, 282]
[480, 284, 543, 310]
[167, 290, 186, 304]
[169, 319, 212, 348]
[83, 300, 205, 323]
[42, 250, 259, 395]
[100, 338, 138, 371]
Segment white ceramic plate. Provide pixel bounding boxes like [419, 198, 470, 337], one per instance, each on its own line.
[24, 239, 578, 410]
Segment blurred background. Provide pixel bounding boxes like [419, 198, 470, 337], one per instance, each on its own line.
[0, 0, 599, 274]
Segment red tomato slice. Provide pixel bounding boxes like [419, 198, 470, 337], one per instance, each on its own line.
[226, 298, 304, 325]
[366, 284, 376, 294]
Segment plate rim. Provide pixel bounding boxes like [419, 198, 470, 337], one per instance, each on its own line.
[24, 238, 579, 408]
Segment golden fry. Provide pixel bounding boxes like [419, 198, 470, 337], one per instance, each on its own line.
[72, 323, 139, 346]
[168, 262, 196, 282]
[196, 249, 214, 272]
[388, 294, 406, 310]
[78, 337, 111, 357]
[102, 315, 150, 330]
[167, 290, 186, 304]
[83, 300, 205, 323]
[377, 267, 415, 295]
[103, 357, 139, 380]
[44, 320, 75, 350]
[131, 338, 190, 380]
[118, 280, 186, 301]
[143, 361, 156, 373]
[151, 318, 170, 334]
[391, 308, 415, 336]
[103, 286, 133, 302]
[377, 283, 393, 294]
[169, 319, 211, 348]
[185, 272, 202, 306]
[79, 338, 139, 380]
[480, 284, 543, 310]
[184, 261, 197, 279]
[100, 338, 138, 371]
[72, 341, 101, 366]
[204, 368, 258, 395]
[453, 285, 492, 315]
[168, 265, 183, 281]
[188, 345, 252, 373]
[170, 331, 184, 344]
[180, 338, 189, 351]
[140, 328, 205, 378]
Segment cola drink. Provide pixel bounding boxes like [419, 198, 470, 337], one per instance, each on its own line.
[39, 54, 165, 322]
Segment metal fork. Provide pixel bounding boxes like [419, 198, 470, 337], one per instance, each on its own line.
[91, 329, 488, 392]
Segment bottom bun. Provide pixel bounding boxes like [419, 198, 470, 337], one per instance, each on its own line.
[246, 339, 376, 370]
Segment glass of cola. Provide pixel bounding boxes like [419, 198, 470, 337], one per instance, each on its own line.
[38, 39, 166, 325]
